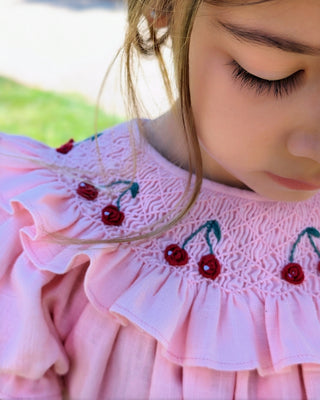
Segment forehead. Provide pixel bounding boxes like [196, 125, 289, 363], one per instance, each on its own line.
[198, 0, 320, 49]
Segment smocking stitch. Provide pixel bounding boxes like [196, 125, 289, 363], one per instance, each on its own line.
[49, 127, 320, 295]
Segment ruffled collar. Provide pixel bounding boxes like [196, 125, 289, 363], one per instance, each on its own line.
[2, 123, 320, 376]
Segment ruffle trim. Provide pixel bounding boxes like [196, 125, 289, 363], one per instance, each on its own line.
[2, 132, 320, 377]
[86, 255, 320, 376]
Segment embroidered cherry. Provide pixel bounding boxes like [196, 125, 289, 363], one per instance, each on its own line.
[77, 182, 99, 200]
[101, 180, 139, 227]
[164, 220, 222, 280]
[198, 254, 221, 280]
[165, 244, 189, 266]
[102, 204, 125, 226]
[196, 220, 221, 280]
[281, 227, 320, 285]
[56, 139, 74, 154]
[281, 263, 304, 285]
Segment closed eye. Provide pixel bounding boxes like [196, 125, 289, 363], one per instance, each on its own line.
[229, 60, 304, 98]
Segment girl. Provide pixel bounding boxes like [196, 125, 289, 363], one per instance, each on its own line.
[1, 0, 320, 398]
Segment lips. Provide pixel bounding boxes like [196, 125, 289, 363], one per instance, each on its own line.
[266, 172, 320, 191]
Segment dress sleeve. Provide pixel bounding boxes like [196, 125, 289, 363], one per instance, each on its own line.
[0, 133, 117, 399]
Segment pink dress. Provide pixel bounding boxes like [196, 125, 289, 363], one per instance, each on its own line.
[1, 120, 320, 399]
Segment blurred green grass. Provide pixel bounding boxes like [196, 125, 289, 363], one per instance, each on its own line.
[0, 76, 124, 147]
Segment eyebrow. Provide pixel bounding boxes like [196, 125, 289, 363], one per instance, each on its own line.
[217, 20, 320, 56]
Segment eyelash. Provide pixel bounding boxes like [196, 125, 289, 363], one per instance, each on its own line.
[229, 60, 304, 98]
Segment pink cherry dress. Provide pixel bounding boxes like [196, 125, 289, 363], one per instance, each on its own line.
[1, 120, 320, 399]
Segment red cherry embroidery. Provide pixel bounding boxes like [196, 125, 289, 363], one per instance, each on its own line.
[198, 254, 221, 280]
[76, 182, 99, 200]
[281, 263, 304, 285]
[101, 205, 125, 226]
[164, 244, 189, 266]
[56, 139, 74, 154]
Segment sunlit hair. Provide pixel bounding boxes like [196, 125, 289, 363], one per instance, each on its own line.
[52, 0, 273, 245]
[117, 0, 203, 242]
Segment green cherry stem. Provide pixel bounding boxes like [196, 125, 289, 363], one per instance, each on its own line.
[105, 180, 139, 210]
[182, 220, 221, 254]
[80, 132, 103, 143]
[308, 232, 320, 258]
[289, 227, 320, 262]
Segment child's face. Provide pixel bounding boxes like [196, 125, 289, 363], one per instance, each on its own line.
[189, 0, 320, 201]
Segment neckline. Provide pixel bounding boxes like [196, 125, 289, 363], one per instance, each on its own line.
[135, 119, 318, 205]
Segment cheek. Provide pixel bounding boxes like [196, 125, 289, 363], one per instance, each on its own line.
[190, 52, 284, 159]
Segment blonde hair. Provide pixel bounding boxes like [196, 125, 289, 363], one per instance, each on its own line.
[117, 0, 204, 241]
[83, 0, 204, 245]
[53, 0, 273, 245]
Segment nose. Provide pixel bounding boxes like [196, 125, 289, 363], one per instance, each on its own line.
[287, 131, 320, 163]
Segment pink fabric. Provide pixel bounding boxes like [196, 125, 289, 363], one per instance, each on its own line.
[1, 120, 320, 399]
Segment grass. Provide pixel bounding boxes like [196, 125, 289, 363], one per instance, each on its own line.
[0, 76, 124, 147]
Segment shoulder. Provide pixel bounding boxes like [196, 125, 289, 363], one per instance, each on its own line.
[0, 120, 135, 166]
